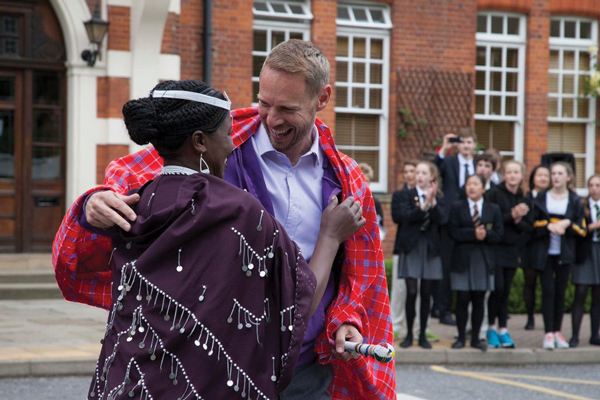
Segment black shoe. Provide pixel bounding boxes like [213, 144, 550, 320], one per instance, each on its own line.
[431, 308, 440, 319]
[451, 340, 465, 349]
[568, 338, 579, 348]
[400, 335, 413, 348]
[524, 316, 535, 331]
[418, 336, 432, 349]
[471, 340, 487, 352]
[439, 314, 456, 326]
[590, 337, 600, 346]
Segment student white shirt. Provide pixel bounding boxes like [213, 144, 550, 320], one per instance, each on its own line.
[546, 192, 569, 255]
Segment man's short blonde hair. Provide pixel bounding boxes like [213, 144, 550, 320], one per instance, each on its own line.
[261, 39, 330, 98]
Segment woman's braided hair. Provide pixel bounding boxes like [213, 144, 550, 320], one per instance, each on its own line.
[122, 80, 229, 157]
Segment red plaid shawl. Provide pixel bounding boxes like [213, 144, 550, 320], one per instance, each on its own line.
[53, 107, 395, 399]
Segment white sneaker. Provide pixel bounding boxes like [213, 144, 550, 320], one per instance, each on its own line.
[543, 333, 555, 350]
[554, 332, 569, 349]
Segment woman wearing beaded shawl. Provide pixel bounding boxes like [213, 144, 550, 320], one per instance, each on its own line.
[85, 80, 364, 400]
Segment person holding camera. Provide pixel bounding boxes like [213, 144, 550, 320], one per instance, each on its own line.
[432, 129, 478, 326]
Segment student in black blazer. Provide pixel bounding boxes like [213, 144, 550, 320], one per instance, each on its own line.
[570, 175, 600, 347]
[449, 174, 503, 351]
[433, 130, 478, 325]
[396, 161, 444, 349]
[486, 160, 532, 349]
[531, 162, 587, 350]
[390, 160, 417, 338]
[522, 165, 551, 330]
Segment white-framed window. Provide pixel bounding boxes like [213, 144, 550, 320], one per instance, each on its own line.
[475, 12, 526, 161]
[548, 16, 598, 190]
[252, 1, 311, 104]
[335, 3, 391, 193]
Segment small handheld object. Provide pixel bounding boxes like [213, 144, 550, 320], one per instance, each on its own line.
[448, 137, 463, 143]
[344, 342, 395, 363]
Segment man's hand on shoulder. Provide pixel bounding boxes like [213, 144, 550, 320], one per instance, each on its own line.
[86, 190, 140, 231]
[331, 323, 363, 362]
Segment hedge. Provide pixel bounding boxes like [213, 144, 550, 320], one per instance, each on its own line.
[384, 258, 592, 314]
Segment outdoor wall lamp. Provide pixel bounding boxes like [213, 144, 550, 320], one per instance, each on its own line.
[81, 5, 109, 67]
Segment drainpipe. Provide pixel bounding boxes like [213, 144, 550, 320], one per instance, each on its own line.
[204, 0, 212, 85]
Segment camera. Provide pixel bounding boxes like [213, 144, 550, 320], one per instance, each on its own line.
[448, 137, 463, 144]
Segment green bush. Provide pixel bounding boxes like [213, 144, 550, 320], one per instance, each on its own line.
[385, 259, 592, 314]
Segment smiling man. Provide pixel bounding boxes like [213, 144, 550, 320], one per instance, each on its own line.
[53, 40, 395, 399]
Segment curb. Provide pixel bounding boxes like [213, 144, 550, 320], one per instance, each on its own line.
[395, 347, 600, 365]
[0, 358, 96, 378]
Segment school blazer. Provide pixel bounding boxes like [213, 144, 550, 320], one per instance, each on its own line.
[530, 190, 587, 269]
[435, 155, 474, 216]
[448, 199, 503, 274]
[394, 188, 444, 256]
[575, 196, 596, 264]
[486, 183, 533, 267]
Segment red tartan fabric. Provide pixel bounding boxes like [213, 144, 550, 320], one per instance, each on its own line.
[52, 107, 395, 398]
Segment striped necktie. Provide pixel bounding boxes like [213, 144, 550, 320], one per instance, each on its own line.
[463, 163, 471, 187]
[420, 194, 431, 231]
[595, 204, 600, 241]
[472, 203, 481, 227]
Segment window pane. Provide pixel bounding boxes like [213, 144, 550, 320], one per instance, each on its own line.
[579, 51, 590, 71]
[491, 47, 502, 67]
[491, 16, 503, 34]
[476, 70, 486, 90]
[578, 77, 587, 96]
[550, 20, 560, 37]
[352, 88, 365, 108]
[562, 98, 574, 118]
[491, 96, 501, 115]
[549, 50, 559, 70]
[548, 97, 558, 117]
[253, 2, 268, 12]
[2, 16, 18, 34]
[578, 98, 589, 119]
[272, 31, 285, 48]
[2, 38, 18, 56]
[575, 158, 585, 188]
[491, 71, 502, 91]
[337, 37, 348, 57]
[370, 9, 385, 24]
[506, 72, 518, 92]
[563, 51, 575, 70]
[252, 81, 259, 103]
[353, 8, 368, 22]
[336, 61, 348, 82]
[351, 150, 379, 181]
[0, 76, 14, 101]
[290, 32, 303, 40]
[475, 95, 485, 114]
[477, 15, 487, 33]
[548, 73, 559, 94]
[580, 22, 592, 39]
[369, 89, 382, 109]
[562, 74, 575, 94]
[289, 5, 303, 15]
[253, 30, 267, 52]
[353, 38, 366, 58]
[505, 96, 517, 116]
[335, 114, 379, 146]
[337, 6, 350, 20]
[507, 17, 519, 35]
[370, 64, 382, 84]
[492, 121, 514, 152]
[0, 109, 14, 178]
[33, 109, 61, 142]
[253, 56, 265, 77]
[476, 47, 486, 66]
[564, 21, 576, 38]
[336, 87, 347, 107]
[475, 120, 490, 148]
[371, 39, 383, 59]
[271, 3, 285, 13]
[506, 48, 518, 68]
[32, 147, 62, 180]
[353, 62, 365, 83]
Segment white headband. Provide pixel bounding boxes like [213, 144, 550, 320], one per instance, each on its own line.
[150, 90, 231, 110]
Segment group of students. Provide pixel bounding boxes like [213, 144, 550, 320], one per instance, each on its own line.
[388, 129, 600, 352]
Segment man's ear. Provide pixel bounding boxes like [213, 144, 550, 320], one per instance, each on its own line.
[192, 131, 207, 153]
[316, 84, 332, 112]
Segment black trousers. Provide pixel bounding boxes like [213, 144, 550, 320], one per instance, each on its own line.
[540, 256, 571, 333]
[488, 267, 516, 328]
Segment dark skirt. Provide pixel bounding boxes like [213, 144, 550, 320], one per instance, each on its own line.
[398, 236, 443, 280]
[572, 242, 600, 285]
[451, 249, 494, 292]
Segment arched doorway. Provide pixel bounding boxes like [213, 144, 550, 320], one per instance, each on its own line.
[0, 0, 66, 252]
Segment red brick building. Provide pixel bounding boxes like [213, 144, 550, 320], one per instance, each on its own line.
[1, 0, 599, 256]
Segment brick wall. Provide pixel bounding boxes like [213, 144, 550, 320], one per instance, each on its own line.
[107, 6, 130, 52]
[97, 77, 130, 119]
[161, 12, 180, 55]
[180, 0, 204, 80]
[96, 145, 130, 184]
